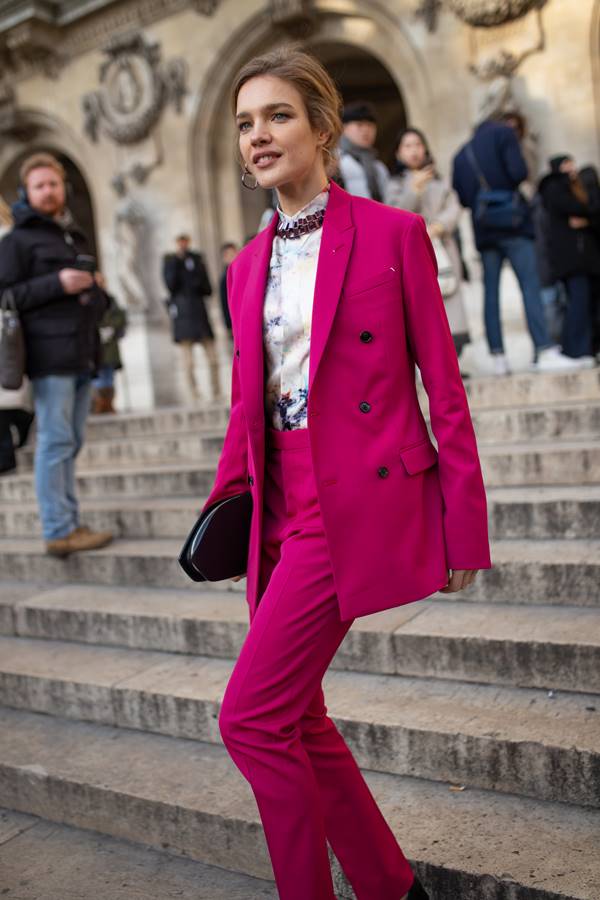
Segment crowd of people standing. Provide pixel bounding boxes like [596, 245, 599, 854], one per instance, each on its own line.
[325, 96, 600, 375]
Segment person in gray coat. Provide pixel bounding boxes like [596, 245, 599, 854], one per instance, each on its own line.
[338, 102, 390, 201]
[386, 128, 471, 372]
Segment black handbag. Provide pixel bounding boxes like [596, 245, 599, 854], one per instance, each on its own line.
[178, 490, 253, 582]
[0, 289, 26, 390]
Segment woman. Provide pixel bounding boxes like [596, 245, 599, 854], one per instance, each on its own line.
[386, 128, 471, 369]
[203, 49, 491, 900]
[538, 155, 600, 364]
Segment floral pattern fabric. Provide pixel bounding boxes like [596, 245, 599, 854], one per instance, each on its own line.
[263, 189, 329, 431]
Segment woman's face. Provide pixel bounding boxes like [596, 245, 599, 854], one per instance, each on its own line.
[236, 75, 327, 191]
[398, 133, 427, 170]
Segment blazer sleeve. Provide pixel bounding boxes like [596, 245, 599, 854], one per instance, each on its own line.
[201, 263, 248, 513]
[400, 215, 491, 571]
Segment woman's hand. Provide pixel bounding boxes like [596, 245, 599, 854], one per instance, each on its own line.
[231, 576, 244, 583]
[440, 569, 479, 593]
[413, 165, 435, 194]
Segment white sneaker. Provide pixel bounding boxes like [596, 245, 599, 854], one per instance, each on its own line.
[576, 355, 596, 369]
[535, 347, 587, 372]
[492, 353, 511, 376]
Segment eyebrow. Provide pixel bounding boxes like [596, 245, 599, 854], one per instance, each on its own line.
[236, 102, 295, 120]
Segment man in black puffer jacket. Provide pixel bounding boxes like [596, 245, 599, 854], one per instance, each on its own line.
[0, 152, 113, 556]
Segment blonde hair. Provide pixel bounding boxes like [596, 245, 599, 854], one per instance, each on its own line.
[19, 152, 66, 186]
[231, 48, 342, 176]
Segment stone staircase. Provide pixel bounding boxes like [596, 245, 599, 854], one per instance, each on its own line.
[0, 368, 599, 900]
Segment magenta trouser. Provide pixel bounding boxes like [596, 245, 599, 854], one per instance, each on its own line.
[219, 427, 414, 899]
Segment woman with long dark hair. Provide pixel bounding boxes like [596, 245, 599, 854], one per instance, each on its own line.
[202, 48, 491, 900]
[386, 127, 471, 370]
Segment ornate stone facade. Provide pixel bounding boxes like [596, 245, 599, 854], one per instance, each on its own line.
[0, 0, 598, 409]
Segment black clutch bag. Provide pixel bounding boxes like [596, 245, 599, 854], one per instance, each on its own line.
[178, 491, 253, 582]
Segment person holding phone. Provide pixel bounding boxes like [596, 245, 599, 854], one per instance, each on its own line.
[200, 49, 490, 900]
[0, 152, 112, 556]
[386, 128, 471, 371]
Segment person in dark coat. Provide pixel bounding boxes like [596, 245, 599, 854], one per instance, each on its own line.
[0, 151, 112, 555]
[162, 234, 222, 401]
[91, 282, 128, 414]
[537, 155, 600, 363]
[452, 112, 583, 375]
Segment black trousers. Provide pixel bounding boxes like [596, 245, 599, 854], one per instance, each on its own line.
[0, 408, 34, 473]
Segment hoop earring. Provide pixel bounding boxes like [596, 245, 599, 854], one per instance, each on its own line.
[241, 166, 258, 191]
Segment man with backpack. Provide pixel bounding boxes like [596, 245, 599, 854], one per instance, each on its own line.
[453, 102, 585, 375]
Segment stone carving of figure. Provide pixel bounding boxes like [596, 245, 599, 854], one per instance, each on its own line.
[114, 194, 148, 312]
[112, 59, 142, 115]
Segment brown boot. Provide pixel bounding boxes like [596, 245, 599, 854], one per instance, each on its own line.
[46, 526, 113, 557]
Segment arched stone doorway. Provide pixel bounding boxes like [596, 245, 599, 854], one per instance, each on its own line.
[0, 149, 98, 260]
[190, 3, 431, 269]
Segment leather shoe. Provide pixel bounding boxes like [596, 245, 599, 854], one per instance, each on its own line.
[46, 527, 113, 557]
[407, 874, 430, 899]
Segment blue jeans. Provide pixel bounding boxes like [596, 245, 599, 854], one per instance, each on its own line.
[562, 274, 593, 358]
[481, 236, 552, 354]
[93, 366, 115, 389]
[32, 374, 92, 540]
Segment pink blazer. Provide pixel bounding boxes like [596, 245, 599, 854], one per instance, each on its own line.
[203, 181, 491, 620]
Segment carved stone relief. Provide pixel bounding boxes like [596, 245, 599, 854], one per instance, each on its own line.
[0, 0, 219, 81]
[82, 33, 187, 145]
[447, 0, 546, 28]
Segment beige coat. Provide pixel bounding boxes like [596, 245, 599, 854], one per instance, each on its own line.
[385, 172, 469, 338]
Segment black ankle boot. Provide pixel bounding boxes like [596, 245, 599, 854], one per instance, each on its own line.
[407, 874, 430, 899]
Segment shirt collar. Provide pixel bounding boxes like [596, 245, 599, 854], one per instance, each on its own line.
[277, 186, 329, 229]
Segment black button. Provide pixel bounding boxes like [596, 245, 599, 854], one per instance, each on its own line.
[360, 331, 373, 343]
[248, 475, 254, 485]
[359, 401, 371, 413]
[378, 467, 389, 479]
[235, 349, 240, 358]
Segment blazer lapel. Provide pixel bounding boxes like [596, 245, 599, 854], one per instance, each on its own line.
[239, 214, 277, 439]
[309, 182, 355, 393]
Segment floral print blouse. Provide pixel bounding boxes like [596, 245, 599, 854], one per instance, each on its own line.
[263, 188, 329, 431]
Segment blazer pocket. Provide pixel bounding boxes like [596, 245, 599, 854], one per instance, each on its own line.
[343, 266, 400, 299]
[399, 439, 438, 475]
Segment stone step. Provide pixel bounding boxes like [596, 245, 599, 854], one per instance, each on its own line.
[0, 707, 598, 899]
[16, 403, 600, 474]
[85, 402, 230, 441]
[3, 486, 600, 541]
[0, 495, 202, 540]
[488, 485, 600, 540]
[80, 370, 600, 446]
[79, 397, 600, 447]
[0, 538, 597, 607]
[479, 439, 600, 487]
[3, 584, 600, 694]
[3, 438, 600, 503]
[455, 367, 600, 410]
[18, 430, 225, 472]
[1, 635, 599, 807]
[0, 808, 277, 900]
[469, 400, 600, 443]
